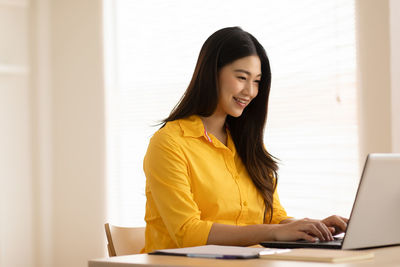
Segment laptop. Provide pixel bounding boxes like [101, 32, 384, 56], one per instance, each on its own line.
[260, 153, 400, 250]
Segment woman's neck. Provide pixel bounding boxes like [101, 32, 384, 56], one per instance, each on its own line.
[200, 113, 227, 145]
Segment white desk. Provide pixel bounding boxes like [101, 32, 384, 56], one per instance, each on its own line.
[89, 246, 400, 267]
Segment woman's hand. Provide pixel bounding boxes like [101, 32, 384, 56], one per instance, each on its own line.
[274, 218, 335, 242]
[275, 215, 348, 242]
[321, 215, 348, 235]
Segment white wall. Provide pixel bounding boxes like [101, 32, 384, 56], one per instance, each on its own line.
[356, 0, 392, 165]
[31, 0, 107, 266]
[390, 0, 400, 152]
[31, 1, 53, 266]
[0, 2, 33, 267]
[356, 0, 400, 158]
[1, 1, 106, 266]
[32, 0, 107, 267]
[50, 0, 106, 266]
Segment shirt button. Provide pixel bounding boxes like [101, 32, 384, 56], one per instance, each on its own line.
[243, 201, 248, 207]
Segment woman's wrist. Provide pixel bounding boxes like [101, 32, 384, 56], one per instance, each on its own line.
[279, 218, 296, 224]
[261, 223, 281, 241]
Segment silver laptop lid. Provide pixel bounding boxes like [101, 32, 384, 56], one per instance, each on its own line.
[342, 153, 400, 249]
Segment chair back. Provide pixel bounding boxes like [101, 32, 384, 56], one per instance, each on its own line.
[104, 223, 145, 256]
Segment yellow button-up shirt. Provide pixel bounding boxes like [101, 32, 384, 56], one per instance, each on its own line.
[142, 115, 290, 253]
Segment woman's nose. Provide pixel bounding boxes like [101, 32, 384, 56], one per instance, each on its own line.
[244, 82, 257, 97]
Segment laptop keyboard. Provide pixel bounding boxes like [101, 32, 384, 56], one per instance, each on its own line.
[259, 235, 345, 249]
[297, 236, 343, 245]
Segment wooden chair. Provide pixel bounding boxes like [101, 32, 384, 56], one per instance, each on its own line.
[104, 223, 145, 256]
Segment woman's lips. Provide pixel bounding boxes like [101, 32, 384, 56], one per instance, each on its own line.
[233, 97, 249, 107]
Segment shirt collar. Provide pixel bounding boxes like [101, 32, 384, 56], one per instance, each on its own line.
[178, 115, 216, 144]
[178, 115, 236, 155]
[178, 115, 206, 139]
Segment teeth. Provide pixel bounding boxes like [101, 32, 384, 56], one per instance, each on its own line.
[234, 97, 247, 104]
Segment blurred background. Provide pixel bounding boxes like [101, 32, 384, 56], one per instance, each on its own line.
[1, 0, 399, 266]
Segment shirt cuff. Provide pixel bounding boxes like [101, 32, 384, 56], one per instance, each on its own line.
[179, 219, 214, 247]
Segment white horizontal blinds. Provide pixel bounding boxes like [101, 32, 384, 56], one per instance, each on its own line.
[105, 0, 357, 226]
[264, 0, 358, 219]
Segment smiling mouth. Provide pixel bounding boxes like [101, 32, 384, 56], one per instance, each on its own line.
[233, 97, 249, 106]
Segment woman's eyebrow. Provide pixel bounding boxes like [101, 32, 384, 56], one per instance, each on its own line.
[234, 69, 262, 77]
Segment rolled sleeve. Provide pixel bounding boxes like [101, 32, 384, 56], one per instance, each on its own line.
[144, 131, 213, 248]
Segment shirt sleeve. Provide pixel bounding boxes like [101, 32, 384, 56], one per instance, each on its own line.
[266, 188, 293, 224]
[143, 131, 213, 248]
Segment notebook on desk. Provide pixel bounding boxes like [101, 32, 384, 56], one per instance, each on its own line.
[261, 153, 400, 250]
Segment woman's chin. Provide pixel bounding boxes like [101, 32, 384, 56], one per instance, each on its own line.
[229, 110, 244, 117]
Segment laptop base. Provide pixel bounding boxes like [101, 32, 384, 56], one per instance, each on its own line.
[260, 239, 342, 249]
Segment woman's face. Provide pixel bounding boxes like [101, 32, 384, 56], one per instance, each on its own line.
[215, 55, 261, 118]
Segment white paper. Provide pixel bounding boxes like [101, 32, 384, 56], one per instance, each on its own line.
[153, 245, 289, 257]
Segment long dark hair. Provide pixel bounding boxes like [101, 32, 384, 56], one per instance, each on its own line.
[163, 27, 278, 221]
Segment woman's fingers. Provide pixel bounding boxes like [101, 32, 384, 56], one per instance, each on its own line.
[274, 216, 347, 242]
[297, 231, 316, 242]
[302, 223, 325, 241]
[314, 221, 334, 241]
[322, 215, 348, 234]
[301, 220, 333, 241]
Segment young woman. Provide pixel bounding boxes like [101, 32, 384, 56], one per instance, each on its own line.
[142, 27, 347, 253]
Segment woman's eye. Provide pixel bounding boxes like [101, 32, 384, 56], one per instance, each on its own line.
[238, 76, 246, 80]
[254, 80, 261, 84]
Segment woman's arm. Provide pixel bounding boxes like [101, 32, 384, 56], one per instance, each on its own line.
[207, 216, 347, 246]
[145, 132, 214, 248]
[207, 223, 278, 246]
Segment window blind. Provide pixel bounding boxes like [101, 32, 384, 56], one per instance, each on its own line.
[104, 0, 358, 226]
